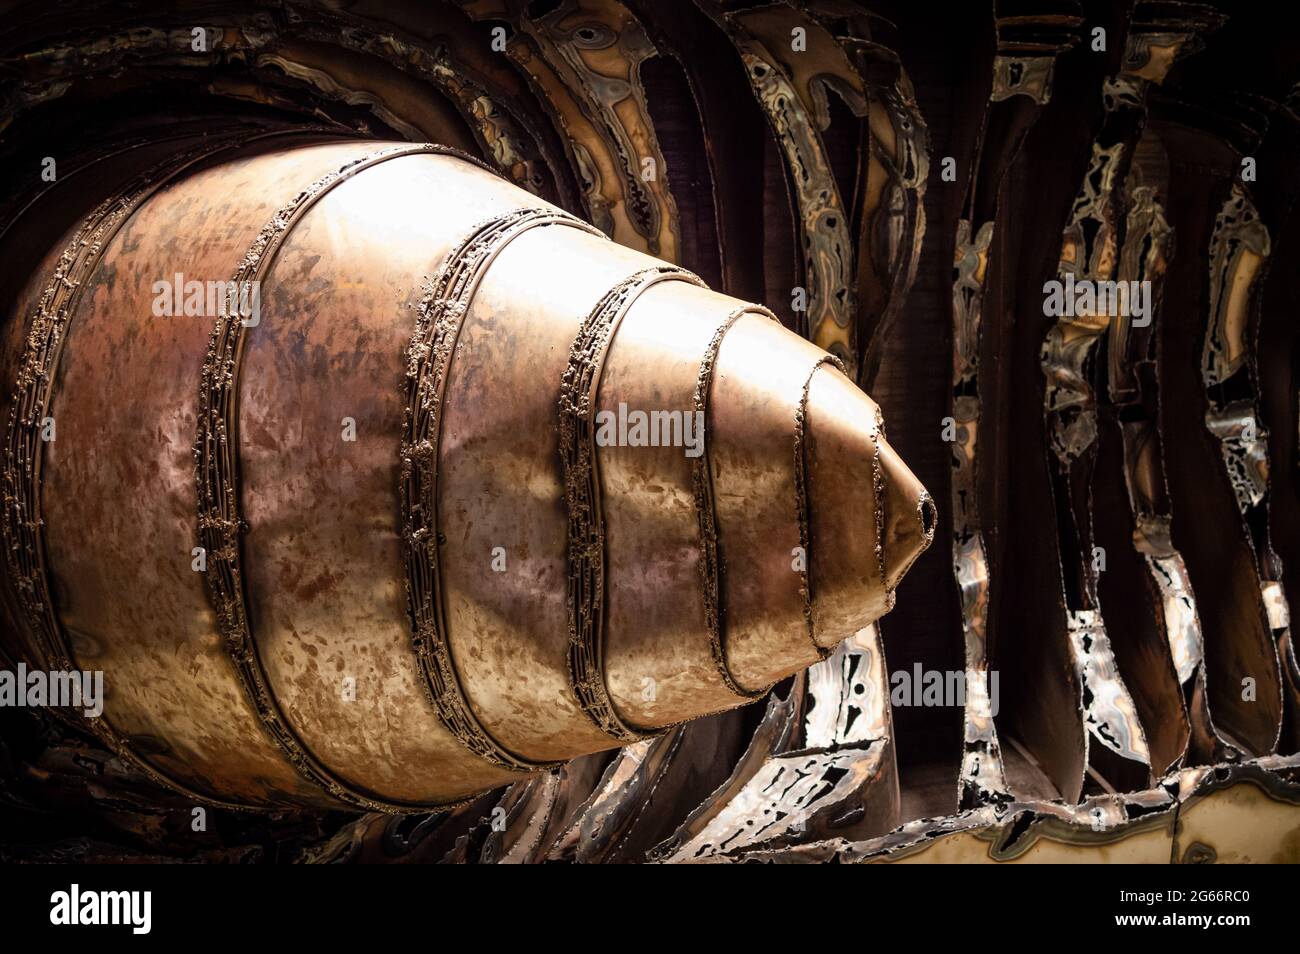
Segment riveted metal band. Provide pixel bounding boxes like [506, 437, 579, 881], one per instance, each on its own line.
[401, 206, 605, 771]
[558, 265, 705, 741]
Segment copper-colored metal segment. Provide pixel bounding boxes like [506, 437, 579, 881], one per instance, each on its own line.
[879, 443, 937, 592]
[951, 218, 1010, 805]
[794, 355, 847, 657]
[3, 134, 236, 674]
[1200, 183, 1289, 754]
[803, 363, 892, 643]
[2, 129, 321, 810]
[690, 305, 778, 700]
[600, 287, 769, 727]
[36, 136, 394, 810]
[438, 224, 660, 762]
[798, 357, 934, 666]
[0, 134, 220, 719]
[709, 313, 840, 692]
[401, 206, 601, 772]
[240, 156, 572, 805]
[559, 265, 705, 741]
[2, 127, 934, 810]
[197, 143, 496, 813]
[949, 9, 1083, 808]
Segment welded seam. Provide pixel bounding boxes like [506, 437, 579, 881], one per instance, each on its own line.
[692, 305, 778, 699]
[2, 131, 279, 812]
[559, 264, 705, 741]
[196, 143, 481, 813]
[868, 403, 894, 608]
[402, 206, 604, 771]
[794, 354, 847, 659]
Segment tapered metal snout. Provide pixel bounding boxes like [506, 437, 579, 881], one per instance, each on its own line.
[0, 133, 933, 811]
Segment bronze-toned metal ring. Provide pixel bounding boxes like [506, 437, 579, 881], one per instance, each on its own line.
[692, 305, 780, 699]
[559, 264, 705, 742]
[2, 128, 293, 812]
[195, 142, 492, 813]
[794, 354, 850, 659]
[402, 205, 605, 771]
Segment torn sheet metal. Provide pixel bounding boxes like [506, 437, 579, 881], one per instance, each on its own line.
[1202, 182, 1300, 738]
[950, 218, 1009, 807]
[461, 0, 680, 257]
[1113, 157, 1231, 765]
[656, 739, 889, 862]
[523, 0, 682, 258]
[1042, 133, 1151, 780]
[695, 754, 1300, 864]
[648, 674, 806, 861]
[803, 626, 889, 749]
[1134, 516, 1203, 684]
[855, 75, 929, 387]
[1066, 610, 1151, 765]
[1035, 22, 1229, 786]
[694, 0, 857, 368]
[989, 55, 1056, 104]
[1202, 187, 1273, 517]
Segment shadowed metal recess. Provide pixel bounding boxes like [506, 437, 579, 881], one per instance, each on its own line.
[1, 0, 1299, 864]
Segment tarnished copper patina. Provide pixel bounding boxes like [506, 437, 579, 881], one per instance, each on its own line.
[0, 134, 931, 810]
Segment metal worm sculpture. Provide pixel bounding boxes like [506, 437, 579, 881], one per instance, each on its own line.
[4, 0, 1300, 866]
[0, 132, 933, 811]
